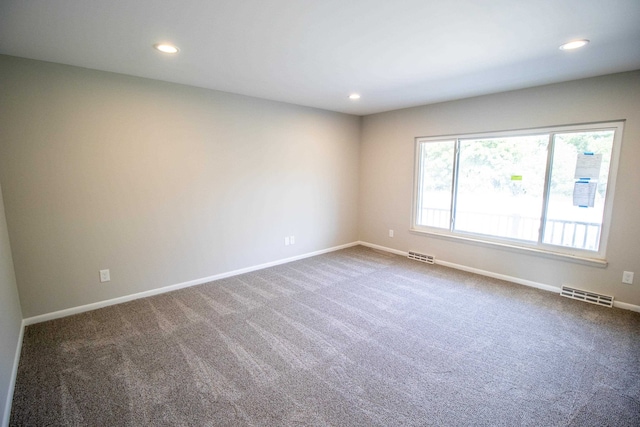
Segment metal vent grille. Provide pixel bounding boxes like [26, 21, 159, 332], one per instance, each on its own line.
[408, 251, 435, 264]
[560, 285, 613, 308]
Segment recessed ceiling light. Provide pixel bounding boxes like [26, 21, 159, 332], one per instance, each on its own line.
[559, 39, 589, 50]
[349, 94, 361, 100]
[154, 43, 179, 54]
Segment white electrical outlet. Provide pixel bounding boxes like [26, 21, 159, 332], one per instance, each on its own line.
[389, 229, 394, 237]
[284, 237, 290, 246]
[99, 269, 110, 283]
[622, 271, 634, 284]
[290, 235, 295, 245]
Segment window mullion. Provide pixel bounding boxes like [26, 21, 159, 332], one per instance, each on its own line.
[450, 139, 460, 231]
[538, 133, 555, 244]
[415, 142, 425, 225]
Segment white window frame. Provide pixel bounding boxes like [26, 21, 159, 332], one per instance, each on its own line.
[411, 121, 624, 266]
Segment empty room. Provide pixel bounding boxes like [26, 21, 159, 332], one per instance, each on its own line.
[1, 0, 639, 426]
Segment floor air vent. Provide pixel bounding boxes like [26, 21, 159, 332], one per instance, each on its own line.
[408, 251, 435, 264]
[560, 285, 613, 308]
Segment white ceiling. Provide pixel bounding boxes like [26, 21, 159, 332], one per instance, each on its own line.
[1, 0, 639, 116]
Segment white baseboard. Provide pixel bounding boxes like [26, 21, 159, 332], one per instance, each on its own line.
[434, 259, 561, 294]
[359, 240, 559, 292]
[613, 300, 640, 313]
[358, 241, 408, 256]
[23, 241, 360, 326]
[358, 241, 640, 312]
[3, 320, 24, 427]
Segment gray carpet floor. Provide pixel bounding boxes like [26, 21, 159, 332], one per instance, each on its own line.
[10, 246, 640, 426]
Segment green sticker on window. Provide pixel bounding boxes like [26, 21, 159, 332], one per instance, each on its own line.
[511, 175, 523, 181]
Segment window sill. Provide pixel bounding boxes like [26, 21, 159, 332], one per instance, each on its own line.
[409, 228, 608, 268]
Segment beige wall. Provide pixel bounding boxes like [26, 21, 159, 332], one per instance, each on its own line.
[1, 52, 638, 324]
[0, 55, 361, 318]
[0, 181, 22, 424]
[360, 71, 640, 307]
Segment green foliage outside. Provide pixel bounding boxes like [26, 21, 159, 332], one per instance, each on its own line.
[421, 130, 613, 199]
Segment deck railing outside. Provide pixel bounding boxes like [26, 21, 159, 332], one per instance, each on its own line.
[419, 208, 601, 251]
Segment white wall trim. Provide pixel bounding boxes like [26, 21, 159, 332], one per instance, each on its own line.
[434, 259, 561, 294]
[3, 320, 24, 427]
[23, 241, 360, 326]
[613, 300, 640, 313]
[358, 241, 640, 312]
[359, 241, 556, 290]
[358, 241, 408, 257]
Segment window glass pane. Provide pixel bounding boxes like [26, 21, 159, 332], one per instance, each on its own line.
[543, 130, 614, 251]
[455, 135, 548, 241]
[416, 140, 454, 229]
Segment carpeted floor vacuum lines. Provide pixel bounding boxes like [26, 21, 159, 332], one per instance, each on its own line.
[10, 246, 640, 426]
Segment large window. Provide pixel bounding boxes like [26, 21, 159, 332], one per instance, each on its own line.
[412, 122, 623, 261]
